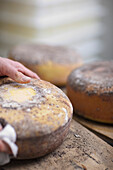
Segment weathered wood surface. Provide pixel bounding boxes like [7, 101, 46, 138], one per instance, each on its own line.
[74, 114, 113, 146]
[2, 120, 113, 170]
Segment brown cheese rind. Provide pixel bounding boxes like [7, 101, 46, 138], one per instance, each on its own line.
[68, 61, 113, 95]
[9, 44, 81, 65]
[67, 61, 113, 123]
[9, 44, 83, 86]
[0, 77, 73, 158]
[0, 78, 73, 138]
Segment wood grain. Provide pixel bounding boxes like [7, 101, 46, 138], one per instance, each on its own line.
[2, 120, 113, 170]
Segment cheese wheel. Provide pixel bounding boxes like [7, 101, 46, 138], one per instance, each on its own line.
[67, 61, 113, 123]
[0, 77, 73, 159]
[9, 44, 82, 86]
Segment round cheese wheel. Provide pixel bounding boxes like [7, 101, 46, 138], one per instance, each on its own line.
[0, 77, 73, 159]
[9, 44, 82, 86]
[67, 61, 113, 123]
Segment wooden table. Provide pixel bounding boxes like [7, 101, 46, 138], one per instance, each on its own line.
[74, 114, 113, 146]
[2, 120, 113, 170]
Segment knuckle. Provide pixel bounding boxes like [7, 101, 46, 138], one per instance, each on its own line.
[15, 61, 23, 67]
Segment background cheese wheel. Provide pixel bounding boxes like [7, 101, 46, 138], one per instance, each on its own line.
[67, 61, 113, 124]
[9, 44, 82, 86]
[0, 77, 73, 159]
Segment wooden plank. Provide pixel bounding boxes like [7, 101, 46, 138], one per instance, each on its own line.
[74, 114, 113, 146]
[2, 120, 113, 170]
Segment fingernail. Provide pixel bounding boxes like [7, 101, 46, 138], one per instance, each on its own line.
[35, 75, 40, 80]
[34, 73, 40, 79]
[22, 76, 31, 82]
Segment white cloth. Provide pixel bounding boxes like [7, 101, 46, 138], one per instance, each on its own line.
[0, 124, 18, 165]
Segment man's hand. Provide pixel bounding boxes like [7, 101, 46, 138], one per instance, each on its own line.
[0, 140, 11, 154]
[0, 57, 40, 83]
[0, 124, 12, 154]
[0, 57, 40, 154]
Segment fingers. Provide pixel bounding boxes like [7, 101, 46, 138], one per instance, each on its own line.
[4, 64, 31, 83]
[8, 60, 40, 80]
[0, 124, 2, 131]
[0, 57, 40, 83]
[18, 66, 40, 80]
[10, 71, 31, 84]
[14, 72, 31, 84]
[0, 140, 12, 154]
[0, 125, 12, 154]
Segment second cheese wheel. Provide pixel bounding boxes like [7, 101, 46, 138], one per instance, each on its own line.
[67, 61, 113, 123]
[0, 78, 73, 159]
[9, 44, 82, 86]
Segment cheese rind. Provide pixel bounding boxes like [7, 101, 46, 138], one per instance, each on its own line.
[67, 61, 113, 123]
[9, 44, 82, 86]
[0, 78, 73, 159]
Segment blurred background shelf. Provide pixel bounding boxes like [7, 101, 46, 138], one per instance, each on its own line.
[1, 0, 113, 62]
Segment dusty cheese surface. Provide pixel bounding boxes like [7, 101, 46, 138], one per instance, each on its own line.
[9, 44, 81, 65]
[68, 61, 113, 95]
[67, 61, 113, 123]
[9, 44, 82, 86]
[0, 78, 72, 139]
